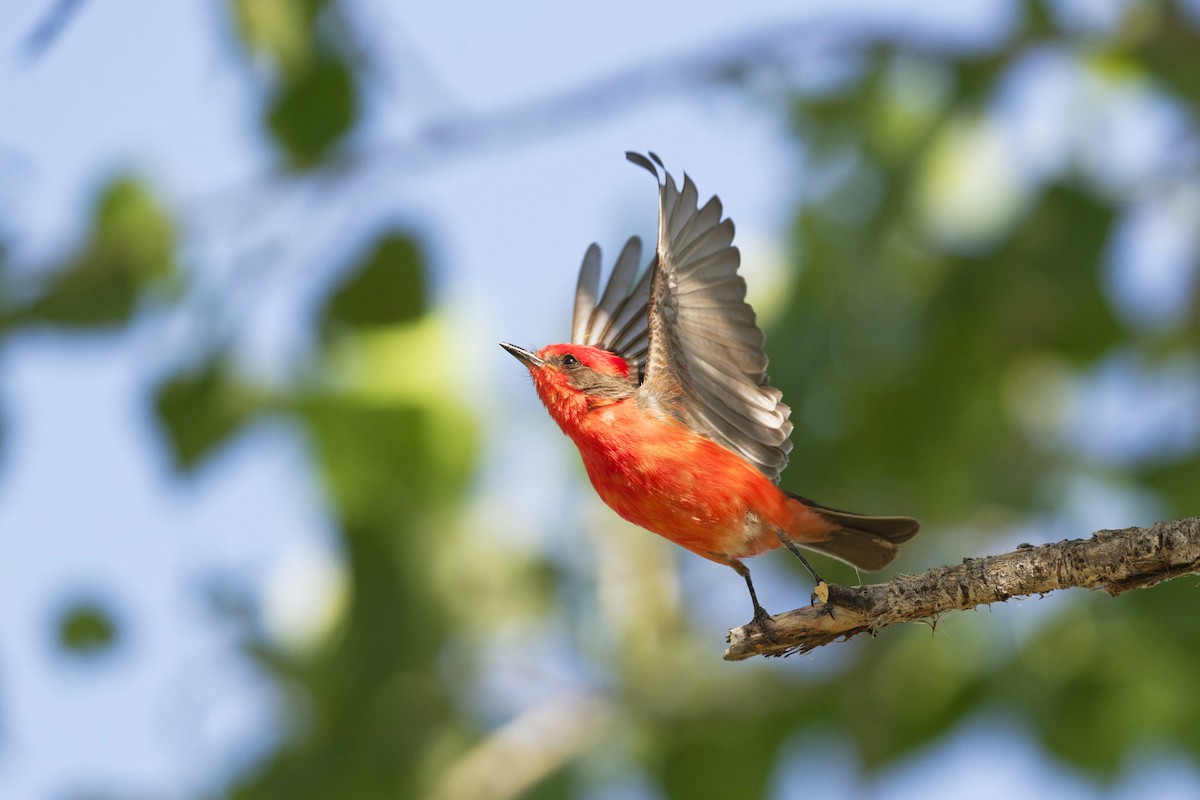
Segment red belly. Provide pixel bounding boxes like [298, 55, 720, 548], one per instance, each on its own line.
[571, 406, 792, 562]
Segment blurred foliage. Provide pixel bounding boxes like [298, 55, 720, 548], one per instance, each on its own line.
[232, 0, 359, 166]
[155, 358, 261, 471]
[758, 0, 1200, 785]
[321, 231, 427, 336]
[267, 54, 357, 167]
[778, 180, 1122, 518]
[56, 601, 118, 657]
[21, 177, 175, 327]
[232, 0, 317, 73]
[227, 373, 478, 799]
[772, 6, 1200, 527]
[7, 1, 1200, 799]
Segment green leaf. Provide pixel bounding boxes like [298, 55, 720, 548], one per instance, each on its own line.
[29, 177, 176, 327]
[321, 232, 426, 335]
[58, 601, 118, 657]
[267, 54, 357, 167]
[155, 360, 258, 471]
[297, 396, 431, 527]
[231, 0, 319, 74]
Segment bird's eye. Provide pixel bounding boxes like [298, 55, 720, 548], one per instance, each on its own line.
[561, 354, 579, 367]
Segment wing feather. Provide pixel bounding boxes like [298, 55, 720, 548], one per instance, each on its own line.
[586, 237, 641, 343]
[570, 236, 652, 379]
[627, 152, 794, 482]
[571, 244, 601, 346]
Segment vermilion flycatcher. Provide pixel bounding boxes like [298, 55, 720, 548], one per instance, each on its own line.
[502, 152, 918, 629]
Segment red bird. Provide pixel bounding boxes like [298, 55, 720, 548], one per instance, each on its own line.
[502, 152, 918, 629]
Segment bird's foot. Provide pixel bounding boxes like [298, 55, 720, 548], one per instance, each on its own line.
[749, 605, 778, 642]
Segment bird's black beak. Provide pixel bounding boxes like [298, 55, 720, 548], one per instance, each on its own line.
[500, 342, 545, 368]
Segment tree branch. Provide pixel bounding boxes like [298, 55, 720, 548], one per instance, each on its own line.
[21, 0, 88, 60]
[725, 516, 1200, 661]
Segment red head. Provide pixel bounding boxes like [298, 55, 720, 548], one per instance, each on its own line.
[500, 342, 636, 432]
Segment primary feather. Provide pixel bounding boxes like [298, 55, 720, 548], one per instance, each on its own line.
[629, 152, 794, 482]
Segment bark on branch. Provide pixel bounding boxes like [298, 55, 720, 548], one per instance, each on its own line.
[725, 516, 1200, 661]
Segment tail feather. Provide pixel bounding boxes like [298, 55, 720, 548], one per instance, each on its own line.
[786, 492, 920, 572]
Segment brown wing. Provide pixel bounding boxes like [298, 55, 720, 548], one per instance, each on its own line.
[628, 151, 793, 482]
[570, 236, 653, 380]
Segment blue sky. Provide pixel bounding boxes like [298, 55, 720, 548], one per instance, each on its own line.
[2, 0, 1198, 798]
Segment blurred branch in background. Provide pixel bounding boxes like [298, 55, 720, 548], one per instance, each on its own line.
[428, 694, 616, 800]
[20, 0, 88, 60]
[333, 19, 926, 166]
[727, 516, 1200, 660]
[191, 11, 985, 220]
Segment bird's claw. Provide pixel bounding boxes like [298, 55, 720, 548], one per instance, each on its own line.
[749, 606, 778, 643]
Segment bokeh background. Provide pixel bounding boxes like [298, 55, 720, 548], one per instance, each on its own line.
[3, 0, 1200, 798]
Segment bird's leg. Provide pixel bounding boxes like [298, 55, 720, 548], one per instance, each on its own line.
[730, 559, 776, 640]
[776, 532, 830, 606]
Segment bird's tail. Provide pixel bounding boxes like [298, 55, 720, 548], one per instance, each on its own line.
[785, 491, 920, 571]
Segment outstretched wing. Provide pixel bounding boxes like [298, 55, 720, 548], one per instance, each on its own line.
[628, 151, 793, 482]
[570, 236, 653, 380]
